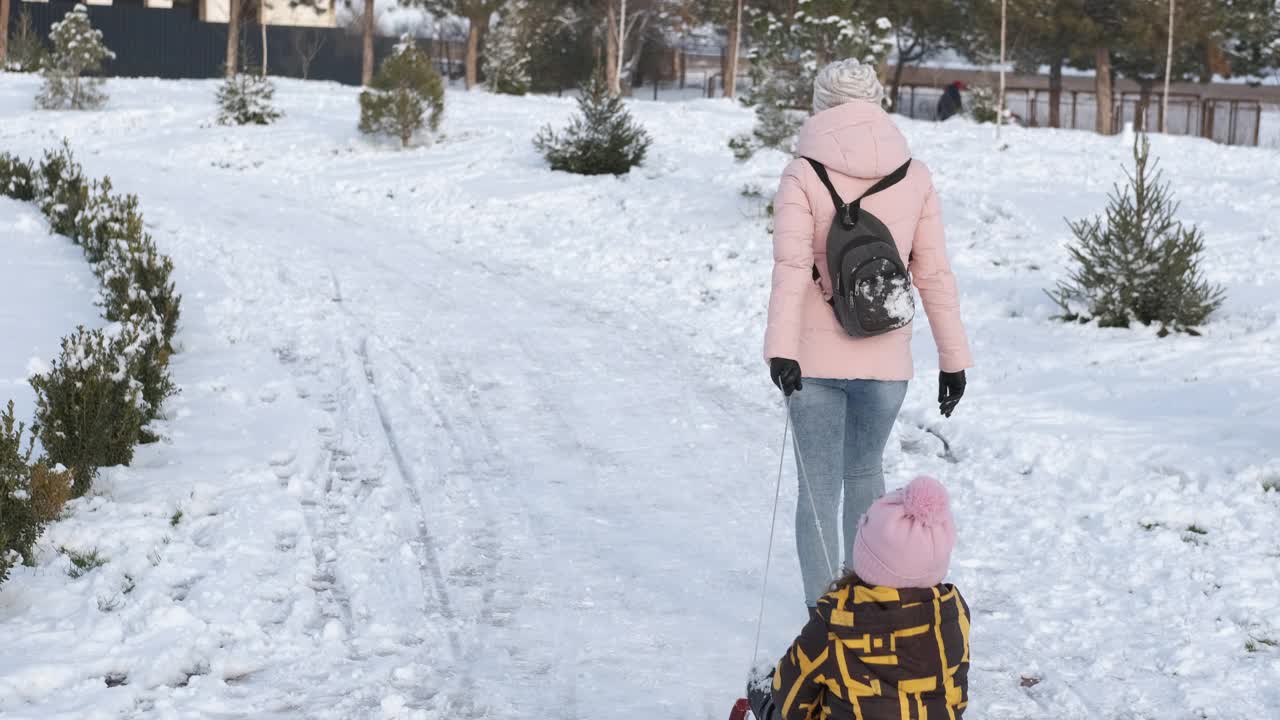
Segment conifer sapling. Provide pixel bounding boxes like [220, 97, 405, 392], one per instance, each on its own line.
[534, 72, 652, 176]
[1048, 134, 1225, 335]
[358, 36, 445, 148]
[218, 71, 283, 126]
[37, 5, 114, 110]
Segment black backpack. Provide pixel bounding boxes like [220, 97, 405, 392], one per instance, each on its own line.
[804, 157, 915, 338]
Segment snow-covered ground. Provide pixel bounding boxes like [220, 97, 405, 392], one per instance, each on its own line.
[0, 75, 1278, 719]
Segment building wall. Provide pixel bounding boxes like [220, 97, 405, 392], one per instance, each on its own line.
[200, 0, 337, 27]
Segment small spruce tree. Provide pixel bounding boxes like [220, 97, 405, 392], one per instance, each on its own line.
[5, 9, 49, 73]
[534, 72, 652, 176]
[1048, 134, 1225, 335]
[358, 37, 445, 148]
[37, 5, 114, 111]
[483, 1, 533, 96]
[217, 72, 283, 126]
[967, 86, 998, 124]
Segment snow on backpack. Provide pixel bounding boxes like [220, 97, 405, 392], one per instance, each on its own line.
[804, 157, 916, 338]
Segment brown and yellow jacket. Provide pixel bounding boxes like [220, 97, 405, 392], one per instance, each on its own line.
[769, 581, 970, 720]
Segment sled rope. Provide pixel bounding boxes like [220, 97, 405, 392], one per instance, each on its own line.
[751, 397, 835, 670]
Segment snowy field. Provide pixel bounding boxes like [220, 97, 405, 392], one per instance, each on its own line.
[0, 75, 1278, 719]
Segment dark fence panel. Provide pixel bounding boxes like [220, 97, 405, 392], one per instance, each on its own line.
[894, 82, 1262, 146]
[7, 0, 404, 85]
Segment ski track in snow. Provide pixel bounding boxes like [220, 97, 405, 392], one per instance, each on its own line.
[1, 76, 1278, 719]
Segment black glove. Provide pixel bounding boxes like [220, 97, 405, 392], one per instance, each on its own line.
[939, 370, 966, 418]
[769, 358, 803, 396]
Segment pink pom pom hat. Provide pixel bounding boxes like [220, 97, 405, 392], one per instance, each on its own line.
[851, 476, 957, 589]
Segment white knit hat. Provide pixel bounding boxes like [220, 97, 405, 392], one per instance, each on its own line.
[812, 59, 886, 113]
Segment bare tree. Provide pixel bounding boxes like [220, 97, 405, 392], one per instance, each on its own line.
[292, 29, 327, 78]
[606, 0, 654, 96]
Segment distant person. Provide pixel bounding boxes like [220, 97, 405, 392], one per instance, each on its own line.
[764, 59, 973, 613]
[937, 81, 965, 121]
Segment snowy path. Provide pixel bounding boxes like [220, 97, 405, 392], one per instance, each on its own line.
[2, 76, 1278, 719]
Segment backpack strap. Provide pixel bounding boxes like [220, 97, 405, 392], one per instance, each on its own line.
[802, 157, 913, 229]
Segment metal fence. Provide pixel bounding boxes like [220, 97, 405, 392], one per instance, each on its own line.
[7, 0, 402, 84]
[896, 82, 1262, 146]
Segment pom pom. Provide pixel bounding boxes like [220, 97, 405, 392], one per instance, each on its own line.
[902, 476, 950, 528]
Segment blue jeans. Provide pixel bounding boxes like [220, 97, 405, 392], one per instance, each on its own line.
[789, 378, 908, 606]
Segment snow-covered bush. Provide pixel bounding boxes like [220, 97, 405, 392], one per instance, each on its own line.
[0, 398, 72, 587]
[0, 402, 40, 586]
[968, 86, 998, 124]
[30, 327, 145, 496]
[217, 72, 283, 126]
[534, 72, 651, 176]
[37, 4, 114, 111]
[1048, 134, 1225, 335]
[358, 37, 445, 148]
[5, 10, 48, 73]
[483, 1, 532, 95]
[97, 237, 179, 423]
[2, 142, 181, 494]
[729, 104, 802, 161]
[35, 143, 90, 238]
[0, 152, 38, 201]
[40, 157, 180, 422]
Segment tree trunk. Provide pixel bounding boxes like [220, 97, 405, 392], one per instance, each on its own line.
[261, 16, 268, 76]
[1135, 80, 1152, 132]
[1048, 57, 1063, 128]
[465, 15, 484, 90]
[1161, 0, 1174, 132]
[1094, 46, 1113, 135]
[723, 0, 742, 98]
[891, 53, 909, 112]
[0, 0, 11, 68]
[996, 0, 1006, 139]
[362, 0, 375, 86]
[605, 1, 619, 95]
[226, 0, 241, 76]
[616, 0, 626, 95]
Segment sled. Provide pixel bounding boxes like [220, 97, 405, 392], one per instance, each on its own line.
[729, 698, 752, 720]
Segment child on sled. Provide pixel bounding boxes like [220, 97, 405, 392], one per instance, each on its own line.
[748, 476, 971, 720]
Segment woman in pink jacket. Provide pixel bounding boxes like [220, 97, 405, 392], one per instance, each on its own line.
[764, 60, 974, 611]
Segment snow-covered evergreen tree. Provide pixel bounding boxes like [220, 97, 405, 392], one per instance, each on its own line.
[1049, 134, 1225, 335]
[736, 3, 892, 153]
[358, 36, 445, 148]
[967, 85, 998, 123]
[483, 0, 532, 95]
[534, 71, 651, 175]
[37, 5, 114, 110]
[217, 72, 283, 126]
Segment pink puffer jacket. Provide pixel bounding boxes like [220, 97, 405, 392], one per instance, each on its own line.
[764, 101, 973, 380]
